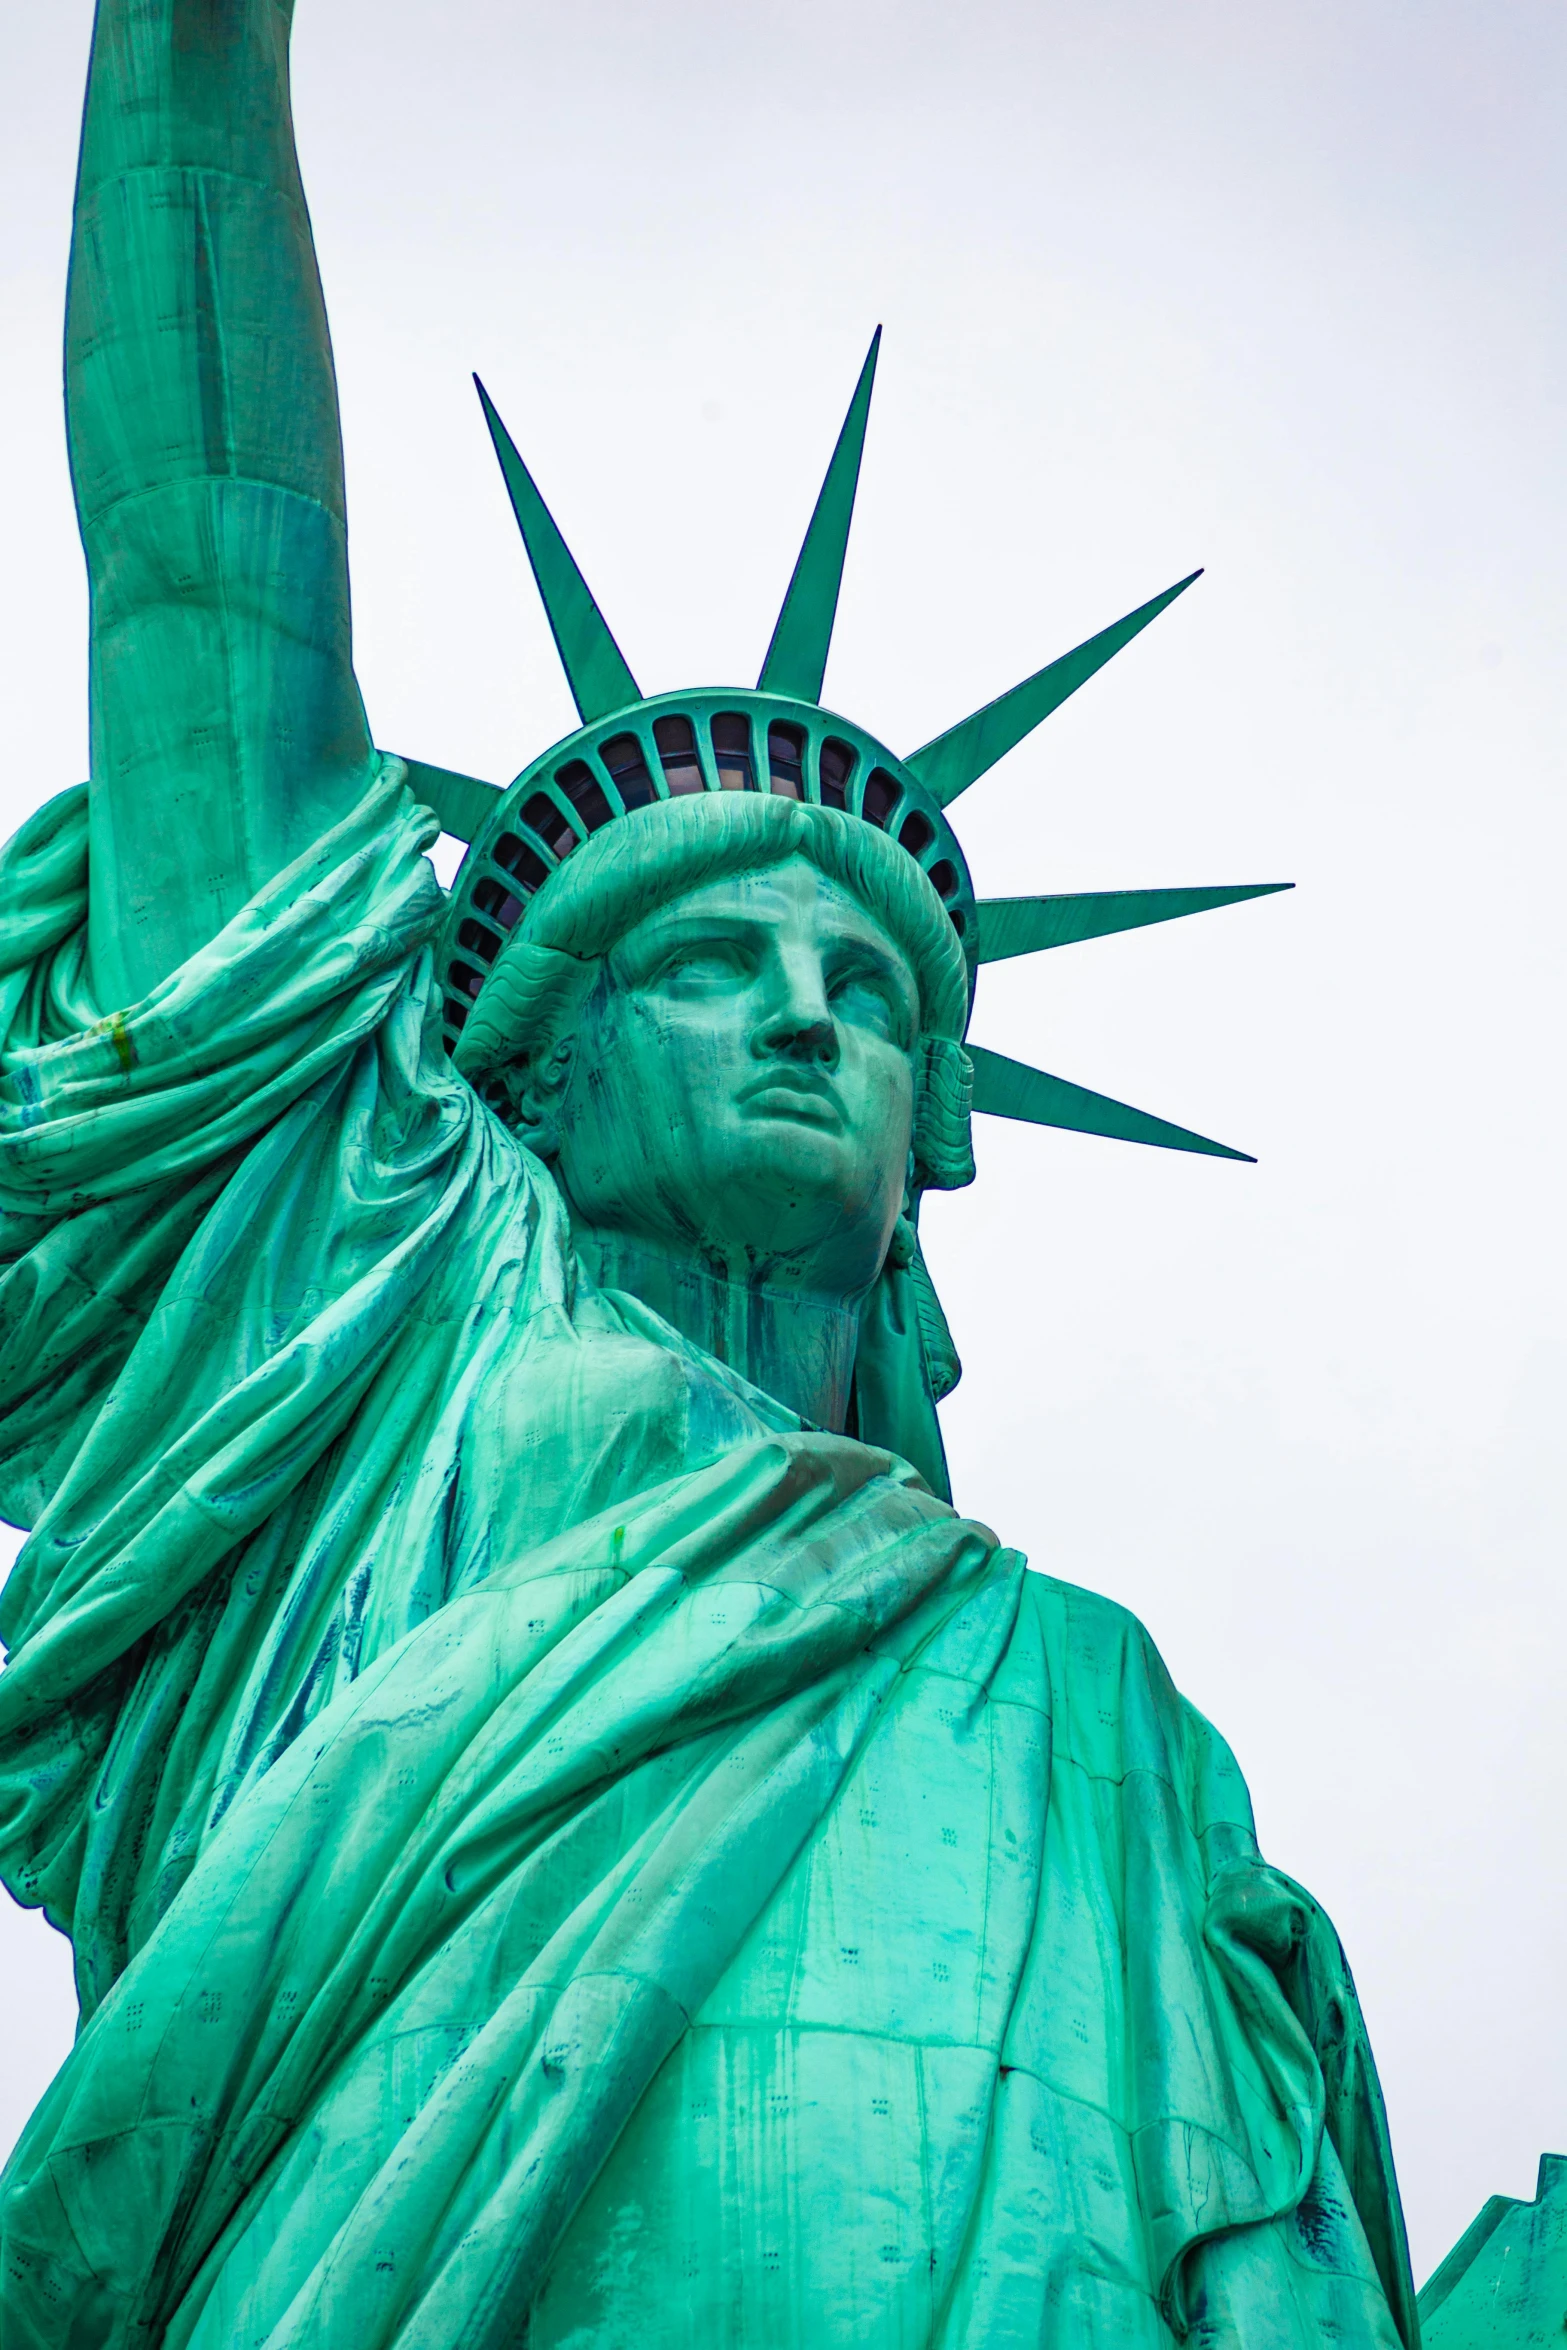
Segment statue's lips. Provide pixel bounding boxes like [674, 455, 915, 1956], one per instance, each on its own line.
[734, 1071, 843, 1130]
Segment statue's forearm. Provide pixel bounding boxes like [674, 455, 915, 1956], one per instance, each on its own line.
[70, 0, 374, 1004]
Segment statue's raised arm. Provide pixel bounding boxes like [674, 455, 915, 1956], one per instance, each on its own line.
[69, 0, 374, 1006]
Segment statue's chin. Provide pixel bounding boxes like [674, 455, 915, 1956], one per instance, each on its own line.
[701, 1129, 891, 1256]
[559, 1110, 901, 1298]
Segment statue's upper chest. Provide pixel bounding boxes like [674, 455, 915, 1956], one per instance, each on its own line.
[444, 1283, 797, 1599]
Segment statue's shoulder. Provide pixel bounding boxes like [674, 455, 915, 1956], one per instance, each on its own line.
[1018, 1563, 1170, 1681]
[1016, 1565, 1259, 1847]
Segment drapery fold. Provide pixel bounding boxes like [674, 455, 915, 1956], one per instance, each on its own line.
[0, 764, 512, 1961]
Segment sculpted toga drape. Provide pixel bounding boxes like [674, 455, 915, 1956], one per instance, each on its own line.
[0, 0, 1419, 2343]
[0, 775, 1415, 2347]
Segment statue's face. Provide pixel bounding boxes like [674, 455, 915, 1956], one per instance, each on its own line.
[549, 856, 918, 1297]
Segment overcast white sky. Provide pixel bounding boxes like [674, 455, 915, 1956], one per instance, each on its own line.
[3, 0, 1565, 2288]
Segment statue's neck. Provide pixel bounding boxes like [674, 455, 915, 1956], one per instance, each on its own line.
[573, 1227, 862, 1431]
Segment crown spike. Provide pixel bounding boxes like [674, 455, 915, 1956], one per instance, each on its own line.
[395, 756, 502, 844]
[967, 1044, 1253, 1161]
[907, 571, 1202, 809]
[975, 882, 1291, 964]
[474, 376, 641, 725]
[757, 328, 881, 704]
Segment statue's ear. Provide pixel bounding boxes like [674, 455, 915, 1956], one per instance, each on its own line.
[508, 1037, 573, 1159]
[912, 1038, 976, 1191]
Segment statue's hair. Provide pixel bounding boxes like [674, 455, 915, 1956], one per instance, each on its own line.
[451, 791, 976, 1191]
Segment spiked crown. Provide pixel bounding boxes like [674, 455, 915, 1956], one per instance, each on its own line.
[408, 332, 1287, 1165]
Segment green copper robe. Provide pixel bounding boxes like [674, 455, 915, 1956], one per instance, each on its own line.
[0, 2, 1419, 2343]
[0, 771, 1416, 2346]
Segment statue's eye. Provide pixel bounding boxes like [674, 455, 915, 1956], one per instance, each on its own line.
[829, 963, 910, 1044]
[656, 940, 752, 992]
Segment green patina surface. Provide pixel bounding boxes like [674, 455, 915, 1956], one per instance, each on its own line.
[0, 3, 1474, 2346]
[1418, 2158, 1567, 2347]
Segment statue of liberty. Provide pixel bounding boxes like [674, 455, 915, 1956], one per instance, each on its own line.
[0, 4, 1420, 2344]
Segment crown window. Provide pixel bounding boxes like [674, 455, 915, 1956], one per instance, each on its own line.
[898, 810, 934, 857]
[654, 713, 704, 795]
[555, 761, 613, 834]
[520, 795, 577, 858]
[450, 960, 485, 1001]
[711, 714, 754, 791]
[444, 997, 470, 1031]
[818, 738, 856, 809]
[862, 769, 899, 828]
[457, 919, 502, 965]
[600, 734, 656, 811]
[767, 723, 806, 798]
[473, 875, 526, 929]
[928, 859, 959, 900]
[493, 835, 549, 893]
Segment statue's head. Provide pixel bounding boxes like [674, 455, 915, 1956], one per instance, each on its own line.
[453, 791, 974, 1304]
[422, 332, 1274, 1483]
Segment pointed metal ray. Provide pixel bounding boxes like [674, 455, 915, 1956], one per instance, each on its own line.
[975, 882, 1291, 964]
[907, 572, 1202, 808]
[396, 757, 502, 844]
[475, 376, 641, 725]
[967, 1044, 1253, 1161]
[757, 328, 881, 703]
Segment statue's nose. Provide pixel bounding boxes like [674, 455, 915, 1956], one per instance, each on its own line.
[752, 1004, 840, 1066]
[751, 959, 839, 1067]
